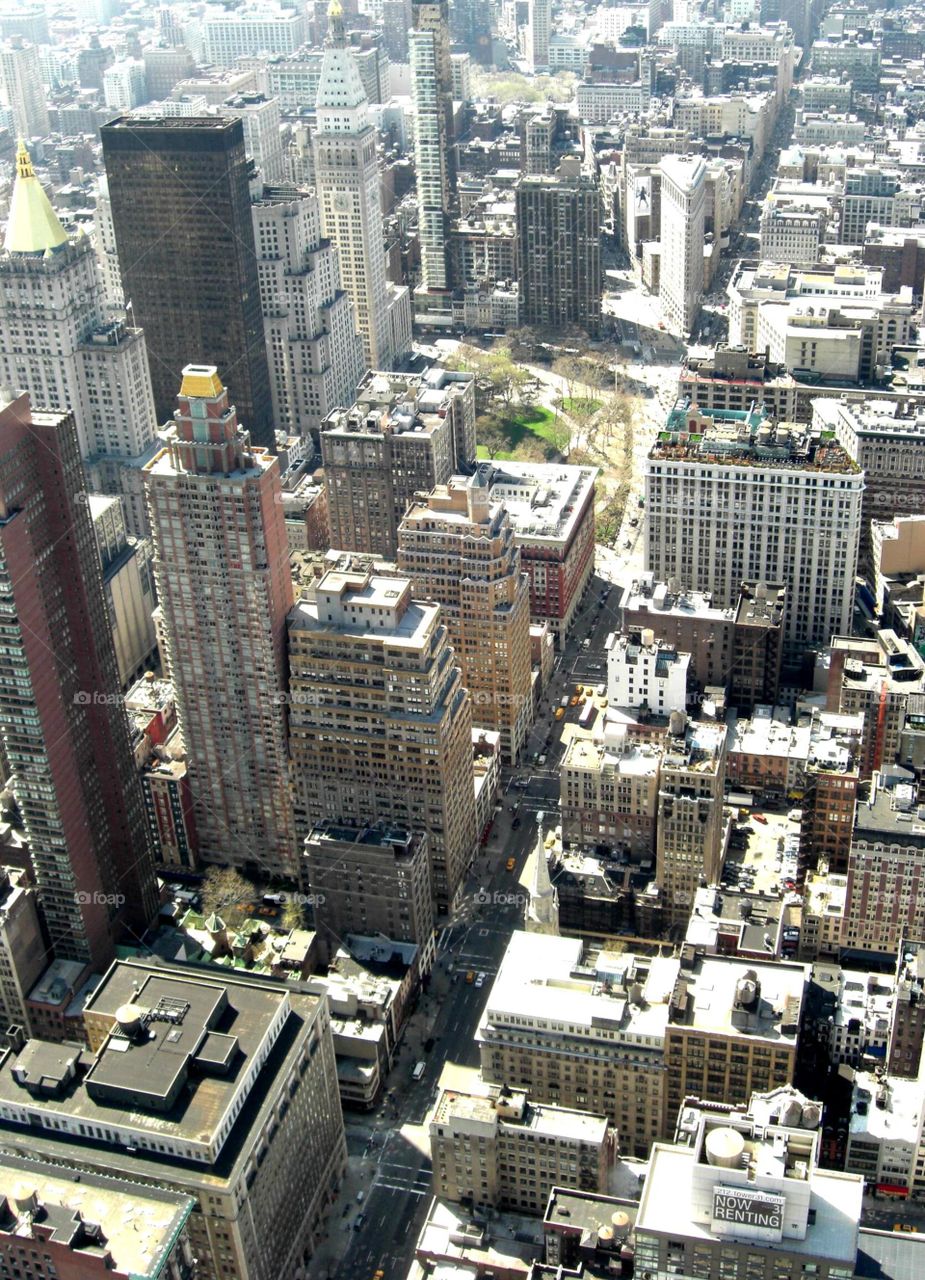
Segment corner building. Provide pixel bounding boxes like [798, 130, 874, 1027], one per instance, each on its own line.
[0, 957, 347, 1280]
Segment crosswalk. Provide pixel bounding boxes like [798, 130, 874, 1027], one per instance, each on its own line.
[374, 1159, 433, 1197]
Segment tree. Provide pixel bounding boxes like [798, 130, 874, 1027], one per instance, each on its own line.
[476, 412, 510, 458]
[471, 69, 576, 106]
[548, 408, 573, 459]
[281, 898, 305, 933]
[200, 866, 260, 930]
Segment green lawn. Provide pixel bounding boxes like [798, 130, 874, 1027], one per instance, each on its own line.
[476, 445, 515, 460]
[477, 404, 563, 458]
[561, 397, 602, 417]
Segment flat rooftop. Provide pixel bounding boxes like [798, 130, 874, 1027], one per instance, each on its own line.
[0, 1155, 192, 1278]
[669, 953, 807, 1042]
[544, 1186, 638, 1241]
[639, 1142, 861, 1262]
[479, 461, 598, 545]
[0, 961, 309, 1167]
[480, 932, 677, 1043]
[728, 706, 810, 759]
[854, 776, 925, 842]
[623, 573, 735, 623]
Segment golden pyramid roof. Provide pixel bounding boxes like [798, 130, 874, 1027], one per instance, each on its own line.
[180, 365, 224, 398]
[4, 142, 69, 256]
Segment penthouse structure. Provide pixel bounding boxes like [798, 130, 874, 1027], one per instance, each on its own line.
[429, 1066, 615, 1216]
[0, 959, 347, 1280]
[303, 820, 435, 968]
[321, 368, 476, 559]
[644, 405, 863, 654]
[637, 1091, 863, 1280]
[656, 715, 728, 924]
[288, 564, 477, 910]
[398, 474, 532, 763]
[479, 462, 597, 644]
[477, 931, 678, 1157]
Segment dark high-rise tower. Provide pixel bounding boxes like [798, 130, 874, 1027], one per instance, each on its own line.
[515, 170, 601, 336]
[100, 116, 274, 446]
[0, 392, 159, 969]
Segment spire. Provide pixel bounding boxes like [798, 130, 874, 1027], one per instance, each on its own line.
[4, 142, 69, 256]
[326, 0, 346, 49]
[316, 3, 369, 127]
[525, 813, 559, 936]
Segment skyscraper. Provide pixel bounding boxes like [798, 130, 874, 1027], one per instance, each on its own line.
[658, 155, 706, 337]
[411, 0, 455, 316]
[0, 145, 159, 538]
[523, 0, 551, 71]
[0, 392, 158, 969]
[0, 39, 49, 139]
[515, 170, 601, 335]
[252, 184, 363, 438]
[100, 116, 274, 446]
[288, 562, 477, 911]
[313, 1, 411, 370]
[143, 366, 298, 878]
[398, 474, 533, 764]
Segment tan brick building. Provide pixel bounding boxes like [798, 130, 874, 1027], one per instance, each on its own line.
[398, 475, 532, 763]
[662, 951, 807, 1136]
[477, 931, 676, 1158]
[429, 1066, 615, 1216]
[288, 563, 477, 911]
